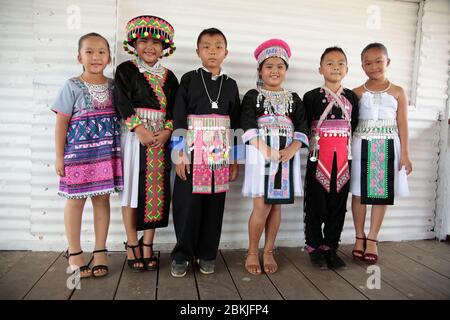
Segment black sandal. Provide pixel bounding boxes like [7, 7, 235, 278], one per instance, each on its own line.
[92, 249, 109, 278]
[123, 242, 144, 272]
[63, 249, 92, 278]
[139, 236, 158, 271]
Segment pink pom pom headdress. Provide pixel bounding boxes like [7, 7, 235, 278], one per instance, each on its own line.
[254, 38, 291, 66]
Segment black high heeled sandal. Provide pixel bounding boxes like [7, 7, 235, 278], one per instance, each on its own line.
[63, 249, 92, 278]
[139, 236, 158, 271]
[123, 242, 144, 272]
[92, 249, 109, 278]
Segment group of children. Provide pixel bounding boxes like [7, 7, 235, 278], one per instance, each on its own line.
[52, 15, 412, 279]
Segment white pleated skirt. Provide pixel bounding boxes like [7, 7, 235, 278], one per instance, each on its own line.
[242, 144, 303, 198]
[120, 129, 141, 208]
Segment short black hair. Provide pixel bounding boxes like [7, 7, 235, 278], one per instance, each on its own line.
[320, 46, 347, 64]
[197, 28, 227, 48]
[361, 42, 389, 60]
[78, 32, 111, 54]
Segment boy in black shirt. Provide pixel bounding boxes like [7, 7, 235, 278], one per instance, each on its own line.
[170, 28, 241, 277]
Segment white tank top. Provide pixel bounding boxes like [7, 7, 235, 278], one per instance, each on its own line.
[358, 91, 398, 121]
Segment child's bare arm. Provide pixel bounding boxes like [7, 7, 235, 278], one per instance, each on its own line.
[352, 85, 364, 99]
[55, 113, 70, 177]
[175, 151, 190, 180]
[396, 86, 412, 174]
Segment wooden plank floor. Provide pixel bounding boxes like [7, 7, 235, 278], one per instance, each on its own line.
[0, 240, 449, 300]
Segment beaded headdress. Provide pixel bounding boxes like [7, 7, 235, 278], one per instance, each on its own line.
[254, 38, 291, 67]
[123, 15, 176, 57]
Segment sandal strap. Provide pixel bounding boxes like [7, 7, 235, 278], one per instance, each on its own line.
[139, 236, 154, 248]
[124, 242, 141, 260]
[79, 265, 91, 272]
[92, 265, 109, 271]
[93, 249, 108, 254]
[124, 242, 140, 249]
[355, 236, 366, 240]
[64, 249, 83, 259]
[366, 238, 379, 244]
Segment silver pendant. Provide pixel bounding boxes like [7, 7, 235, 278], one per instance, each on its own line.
[212, 101, 218, 109]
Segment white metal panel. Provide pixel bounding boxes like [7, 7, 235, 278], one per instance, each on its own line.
[0, 0, 447, 251]
[416, 0, 450, 239]
[0, 0, 34, 247]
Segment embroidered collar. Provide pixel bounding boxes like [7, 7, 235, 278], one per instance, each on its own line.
[135, 57, 166, 78]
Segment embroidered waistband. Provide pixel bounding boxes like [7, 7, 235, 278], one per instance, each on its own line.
[186, 114, 231, 169]
[354, 119, 398, 139]
[135, 108, 166, 132]
[311, 119, 350, 135]
[257, 114, 294, 137]
[187, 114, 231, 130]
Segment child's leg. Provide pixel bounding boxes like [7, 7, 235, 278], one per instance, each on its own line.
[245, 198, 272, 274]
[303, 162, 327, 250]
[171, 175, 204, 263]
[91, 194, 110, 275]
[351, 195, 367, 255]
[142, 228, 156, 262]
[64, 198, 90, 276]
[196, 192, 226, 261]
[121, 206, 143, 268]
[366, 204, 387, 255]
[323, 184, 349, 249]
[263, 204, 281, 273]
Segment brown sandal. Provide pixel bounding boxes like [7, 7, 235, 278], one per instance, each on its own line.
[245, 252, 262, 275]
[263, 250, 278, 274]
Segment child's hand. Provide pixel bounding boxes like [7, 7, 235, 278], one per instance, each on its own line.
[229, 162, 239, 181]
[399, 155, 413, 175]
[262, 146, 280, 162]
[55, 157, 65, 177]
[175, 152, 190, 181]
[279, 146, 297, 163]
[150, 129, 172, 149]
[135, 125, 155, 146]
[279, 141, 301, 163]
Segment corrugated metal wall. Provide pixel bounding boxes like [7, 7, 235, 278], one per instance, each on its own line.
[0, 0, 34, 248]
[0, 0, 448, 251]
[417, 0, 450, 239]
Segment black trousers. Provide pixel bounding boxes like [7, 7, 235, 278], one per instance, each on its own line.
[303, 153, 350, 250]
[171, 172, 226, 262]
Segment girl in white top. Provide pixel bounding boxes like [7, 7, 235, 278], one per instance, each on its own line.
[351, 43, 412, 264]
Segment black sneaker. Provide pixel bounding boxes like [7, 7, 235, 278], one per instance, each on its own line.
[309, 250, 328, 270]
[171, 260, 189, 278]
[322, 249, 347, 270]
[197, 259, 215, 274]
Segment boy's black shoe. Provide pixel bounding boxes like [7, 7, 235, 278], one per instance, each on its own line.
[308, 250, 328, 270]
[322, 249, 347, 270]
